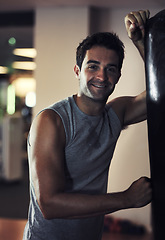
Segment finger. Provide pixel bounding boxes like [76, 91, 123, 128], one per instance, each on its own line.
[125, 13, 138, 29]
[145, 9, 150, 19]
[124, 13, 138, 38]
[131, 10, 150, 29]
[139, 10, 150, 26]
[130, 11, 145, 29]
[125, 10, 150, 27]
[125, 11, 145, 36]
[129, 10, 150, 38]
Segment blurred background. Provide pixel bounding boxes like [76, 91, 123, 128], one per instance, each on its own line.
[0, 0, 165, 238]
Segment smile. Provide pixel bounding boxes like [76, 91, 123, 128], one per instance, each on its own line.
[92, 84, 106, 88]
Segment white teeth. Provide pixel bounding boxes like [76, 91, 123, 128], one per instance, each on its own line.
[93, 84, 105, 88]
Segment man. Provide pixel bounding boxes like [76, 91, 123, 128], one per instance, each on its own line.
[23, 10, 152, 240]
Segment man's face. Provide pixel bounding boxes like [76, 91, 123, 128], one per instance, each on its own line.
[75, 46, 121, 103]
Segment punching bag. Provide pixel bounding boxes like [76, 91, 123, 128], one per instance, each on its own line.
[145, 9, 165, 239]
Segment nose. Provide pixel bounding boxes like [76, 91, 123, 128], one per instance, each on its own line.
[96, 68, 107, 82]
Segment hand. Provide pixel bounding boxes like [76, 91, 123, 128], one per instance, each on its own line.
[125, 10, 150, 42]
[124, 176, 152, 208]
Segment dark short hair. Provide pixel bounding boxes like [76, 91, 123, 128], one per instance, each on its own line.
[76, 32, 125, 71]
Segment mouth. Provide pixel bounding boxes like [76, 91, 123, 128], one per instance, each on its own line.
[91, 83, 106, 89]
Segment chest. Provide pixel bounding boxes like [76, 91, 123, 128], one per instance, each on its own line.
[64, 113, 120, 185]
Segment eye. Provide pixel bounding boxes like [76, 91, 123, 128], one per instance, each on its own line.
[88, 64, 99, 71]
[107, 66, 118, 74]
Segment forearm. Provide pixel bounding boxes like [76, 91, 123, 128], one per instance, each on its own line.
[133, 39, 145, 60]
[124, 91, 147, 126]
[38, 177, 152, 220]
[39, 191, 129, 220]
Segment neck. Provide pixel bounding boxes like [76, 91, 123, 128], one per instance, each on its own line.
[74, 94, 107, 116]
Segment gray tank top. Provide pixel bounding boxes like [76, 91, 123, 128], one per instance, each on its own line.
[23, 95, 121, 240]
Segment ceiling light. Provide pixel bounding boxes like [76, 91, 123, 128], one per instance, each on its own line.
[13, 48, 37, 58]
[12, 61, 36, 71]
[7, 84, 15, 115]
[25, 92, 36, 107]
[0, 66, 8, 74]
[12, 77, 36, 97]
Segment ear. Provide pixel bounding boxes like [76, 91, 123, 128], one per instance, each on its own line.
[74, 64, 80, 79]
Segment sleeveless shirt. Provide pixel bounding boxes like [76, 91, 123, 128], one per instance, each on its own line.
[23, 95, 121, 240]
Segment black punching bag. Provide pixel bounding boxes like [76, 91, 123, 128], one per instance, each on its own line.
[145, 9, 165, 239]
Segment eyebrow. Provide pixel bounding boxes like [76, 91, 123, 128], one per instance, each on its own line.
[87, 60, 100, 65]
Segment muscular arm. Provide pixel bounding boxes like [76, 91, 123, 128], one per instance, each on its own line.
[109, 91, 146, 128]
[108, 10, 150, 127]
[29, 110, 151, 220]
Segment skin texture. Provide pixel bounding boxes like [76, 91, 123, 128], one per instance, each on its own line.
[29, 10, 152, 220]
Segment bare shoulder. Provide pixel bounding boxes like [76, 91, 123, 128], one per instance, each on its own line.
[29, 109, 66, 186]
[107, 97, 127, 126]
[29, 109, 66, 148]
[34, 109, 63, 128]
[29, 109, 66, 208]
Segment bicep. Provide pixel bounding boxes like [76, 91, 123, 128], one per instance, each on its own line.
[124, 92, 147, 126]
[29, 110, 66, 206]
[108, 92, 146, 127]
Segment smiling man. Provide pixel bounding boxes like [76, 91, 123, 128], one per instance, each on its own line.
[23, 10, 152, 240]
[75, 46, 120, 104]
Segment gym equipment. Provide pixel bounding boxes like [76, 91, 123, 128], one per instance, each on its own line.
[145, 9, 165, 240]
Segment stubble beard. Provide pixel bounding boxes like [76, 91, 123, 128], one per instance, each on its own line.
[86, 80, 115, 103]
